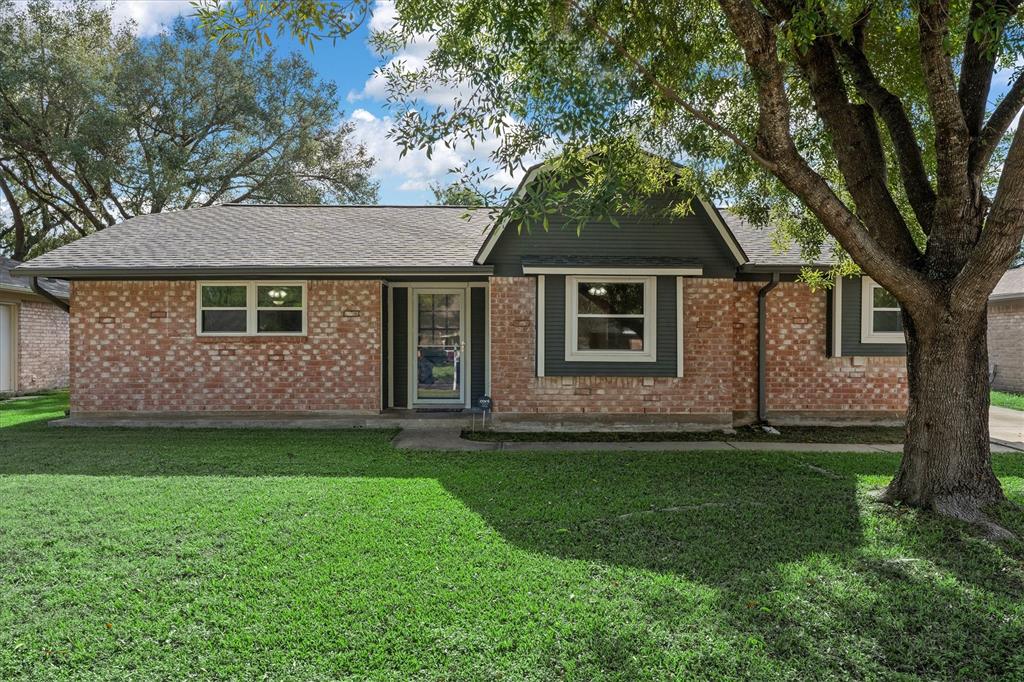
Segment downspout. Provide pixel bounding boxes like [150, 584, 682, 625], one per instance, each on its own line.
[30, 277, 70, 313]
[757, 273, 780, 423]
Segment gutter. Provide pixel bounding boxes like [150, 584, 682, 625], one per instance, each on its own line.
[30, 277, 70, 313]
[757, 272, 780, 423]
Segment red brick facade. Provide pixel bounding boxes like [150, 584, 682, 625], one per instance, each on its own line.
[67, 276, 906, 422]
[70, 280, 381, 414]
[988, 297, 1024, 393]
[489, 277, 907, 423]
[14, 300, 69, 392]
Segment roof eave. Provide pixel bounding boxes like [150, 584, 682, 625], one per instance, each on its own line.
[737, 263, 831, 274]
[11, 265, 494, 279]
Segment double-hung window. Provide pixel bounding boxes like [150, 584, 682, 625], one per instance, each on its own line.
[197, 282, 306, 336]
[860, 277, 904, 343]
[565, 275, 656, 362]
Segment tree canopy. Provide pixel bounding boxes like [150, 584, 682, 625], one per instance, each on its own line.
[199, 0, 1024, 526]
[0, 0, 378, 259]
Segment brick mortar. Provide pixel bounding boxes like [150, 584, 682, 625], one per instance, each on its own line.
[16, 300, 69, 392]
[70, 280, 381, 413]
[488, 277, 907, 418]
[988, 298, 1024, 392]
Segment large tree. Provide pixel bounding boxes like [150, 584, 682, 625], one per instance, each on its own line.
[200, 0, 1024, 532]
[0, 0, 378, 260]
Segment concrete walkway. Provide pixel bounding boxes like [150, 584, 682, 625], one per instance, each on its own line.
[392, 427, 1022, 453]
[990, 405, 1024, 449]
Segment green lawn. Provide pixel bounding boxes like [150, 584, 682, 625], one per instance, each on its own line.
[1, 395, 1023, 680]
[992, 390, 1024, 411]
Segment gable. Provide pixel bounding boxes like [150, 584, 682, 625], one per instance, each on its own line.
[479, 198, 747, 277]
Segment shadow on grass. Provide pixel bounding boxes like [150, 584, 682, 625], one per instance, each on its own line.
[2, 418, 1023, 677]
[1, 421, 861, 585]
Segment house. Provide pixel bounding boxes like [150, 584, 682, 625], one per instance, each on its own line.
[0, 257, 70, 394]
[989, 268, 1024, 394]
[13, 184, 909, 426]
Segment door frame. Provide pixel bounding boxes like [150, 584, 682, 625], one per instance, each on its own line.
[408, 286, 468, 407]
[0, 302, 17, 393]
[386, 281, 488, 410]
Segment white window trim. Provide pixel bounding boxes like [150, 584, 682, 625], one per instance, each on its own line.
[196, 281, 307, 337]
[860, 277, 904, 344]
[565, 275, 657, 362]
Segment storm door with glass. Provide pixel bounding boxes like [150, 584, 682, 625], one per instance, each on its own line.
[412, 290, 465, 404]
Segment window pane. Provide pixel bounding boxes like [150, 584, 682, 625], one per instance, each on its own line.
[202, 285, 247, 308]
[873, 310, 903, 333]
[577, 317, 645, 351]
[873, 286, 899, 309]
[257, 310, 303, 333]
[257, 285, 302, 308]
[578, 282, 644, 315]
[202, 309, 247, 333]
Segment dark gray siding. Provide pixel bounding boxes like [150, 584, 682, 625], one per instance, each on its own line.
[392, 287, 408, 407]
[542, 275, 678, 376]
[381, 285, 389, 408]
[471, 288, 487, 404]
[840, 276, 906, 357]
[485, 200, 739, 277]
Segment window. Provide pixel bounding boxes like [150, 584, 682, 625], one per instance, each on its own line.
[860, 277, 904, 343]
[565, 275, 656, 362]
[197, 282, 306, 336]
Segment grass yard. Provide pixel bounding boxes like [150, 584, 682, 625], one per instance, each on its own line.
[1, 395, 1023, 680]
[992, 390, 1024, 411]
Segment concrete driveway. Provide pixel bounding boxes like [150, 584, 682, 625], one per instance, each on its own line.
[991, 406, 1024, 449]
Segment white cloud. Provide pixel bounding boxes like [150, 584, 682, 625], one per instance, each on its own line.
[348, 1, 551, 199]
[348, 109, 540, 197]
[347, 0, 465, 107]
[108, 0, 193, 37]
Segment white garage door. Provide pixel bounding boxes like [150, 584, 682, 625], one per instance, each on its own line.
[0, 304, 13, 392]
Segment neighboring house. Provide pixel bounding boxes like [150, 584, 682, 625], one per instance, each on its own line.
[989, 268, 1024, 393]
[14, 178, 909, 425]
[0, 257, 70, 394]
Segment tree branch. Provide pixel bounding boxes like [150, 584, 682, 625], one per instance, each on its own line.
[834, 26, 936, 232]
[954, 123, 1024, 309]
[716, 0, 932, 304]
[959, 0, 1021, 139]
[974, 72, 1024, 174]
[790, 32, 922, 265]
[917, 0, 972, 210]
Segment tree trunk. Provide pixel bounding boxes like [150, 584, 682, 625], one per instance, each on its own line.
[882, 305, 1009, 535]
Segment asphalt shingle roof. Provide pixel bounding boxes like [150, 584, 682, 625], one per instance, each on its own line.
[0, 256, 69, 301]
[718, 209, 835, 267]
[14, 203, 837, 278]
[992, 268, 1024, 300]
[14, 205, 495, 277]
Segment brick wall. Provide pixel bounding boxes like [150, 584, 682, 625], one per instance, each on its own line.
[489, 276, 907, 423]
[489, 277, 737, 421]
[989, 298, 1024, 393]
[17, 300, 70, 392]
[763, 282, 907, 421]
[70, 280, 382, 414]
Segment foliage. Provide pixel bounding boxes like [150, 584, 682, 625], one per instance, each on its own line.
[991, 390, 1024, 411]
[0, 0, 378, 259]
[0, 392, 1022, 678]
[429, 162, 491, 206]
[197, 0, 1024, 514]
[198, 0, 1023, 293]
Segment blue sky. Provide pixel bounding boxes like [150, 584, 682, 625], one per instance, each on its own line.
[117, 0, 509, 204]
[116, 0, 1020, 206]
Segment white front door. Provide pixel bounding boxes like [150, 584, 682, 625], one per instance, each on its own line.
[0, 304, 14, 393]
[411, 289, 465, 405]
